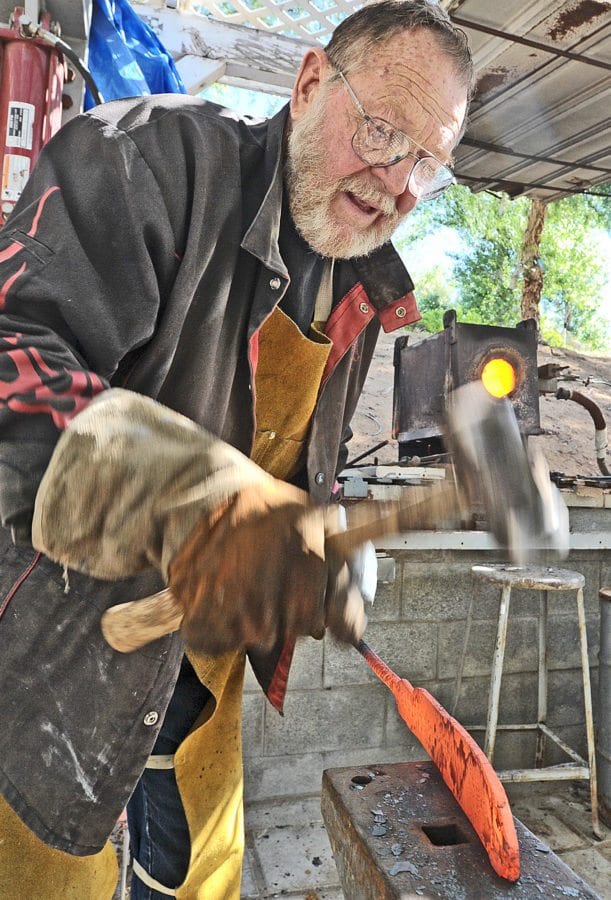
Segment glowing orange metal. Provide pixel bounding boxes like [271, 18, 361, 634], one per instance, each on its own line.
[356, 639, 520, 882]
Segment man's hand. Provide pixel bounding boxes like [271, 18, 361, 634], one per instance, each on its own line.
[168, 482, 367, 655]
[32, 390, 367, 654]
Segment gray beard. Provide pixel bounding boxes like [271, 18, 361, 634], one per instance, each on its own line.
[285, 107, 402, 259]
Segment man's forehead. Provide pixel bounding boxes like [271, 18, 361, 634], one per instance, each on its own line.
[351, 34, 468, 148]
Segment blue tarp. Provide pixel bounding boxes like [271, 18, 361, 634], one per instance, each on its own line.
[85, 0, 186, 109]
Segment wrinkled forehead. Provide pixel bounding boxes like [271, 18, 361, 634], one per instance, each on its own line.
[347, 29, 468, 146]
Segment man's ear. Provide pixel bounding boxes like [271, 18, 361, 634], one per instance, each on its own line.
[290, 48, 331, 122]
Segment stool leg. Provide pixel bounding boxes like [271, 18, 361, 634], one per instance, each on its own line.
[535, 590, 549, 768]
[576, 586, 603, 838]
[484, 584, 511, 763]
[452, 580, 478, 716]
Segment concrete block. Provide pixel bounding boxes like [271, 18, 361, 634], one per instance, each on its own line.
[323, 621, 436, 687]
[245, 796, 324, 829]
[492, 729, 536, 771]
[242, 691, 265, 758]
[543, 723, 588, 765]
[547, 669, 590, 728]
[569, 509, 610, 532]
[243, 751, 324, 802]
[323, 636, 372, 687]
[437, 617, 539, 679]
[400, 561, 472, 621]
[376, 554, 397, 585]
[548, 616, 600, 669]
[471, 580, 577, 620]
[438, 672, 539, 727]
[264, 684, 386, 756]
[568, 558, 607, 615]
[322, 744, 428, 771]
[367, 565, 401, 622]
[240, 845, 260, 899]
[462, 560, 604, 621]
[285, 636, 324, 691]
[512, 584, 576, 618]
[243, 657, 260, 694]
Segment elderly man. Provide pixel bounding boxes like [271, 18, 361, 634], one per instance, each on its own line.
[0, 1, 472, 896]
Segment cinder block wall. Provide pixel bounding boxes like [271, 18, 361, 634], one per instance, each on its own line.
[243, 533, 610, 805]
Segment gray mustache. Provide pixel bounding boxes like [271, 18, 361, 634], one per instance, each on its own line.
[339, 177, 398, 216]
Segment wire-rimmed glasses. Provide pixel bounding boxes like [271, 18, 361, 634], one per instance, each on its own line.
[336, 69, 455, 201]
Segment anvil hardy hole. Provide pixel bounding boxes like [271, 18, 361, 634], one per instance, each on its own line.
[422, 823, 468, 847]
[351, 774, 373, 785]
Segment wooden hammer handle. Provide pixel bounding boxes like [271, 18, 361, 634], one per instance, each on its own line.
[101, 482, 458, 653]
[101, 588, 182, 653]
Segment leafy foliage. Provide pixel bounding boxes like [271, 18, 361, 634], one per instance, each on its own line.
[395, 185, 611, 352]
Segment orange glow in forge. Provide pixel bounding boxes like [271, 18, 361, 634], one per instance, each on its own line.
[481, 358, 517, 398]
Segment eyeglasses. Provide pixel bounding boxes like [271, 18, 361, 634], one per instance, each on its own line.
[336, 70, 455, 201]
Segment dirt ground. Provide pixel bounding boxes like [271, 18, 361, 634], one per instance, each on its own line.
[349, 328, 611, 478]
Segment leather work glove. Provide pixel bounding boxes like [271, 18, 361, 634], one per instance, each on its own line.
[169, 482, 367, 654]
[32, 389, 366, 654]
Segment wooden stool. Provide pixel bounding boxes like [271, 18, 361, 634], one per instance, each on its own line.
[453, 563, 602, 838]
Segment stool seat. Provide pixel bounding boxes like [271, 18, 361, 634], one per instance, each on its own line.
[453, 563, 602, 838]
[472, 564, 585, 591]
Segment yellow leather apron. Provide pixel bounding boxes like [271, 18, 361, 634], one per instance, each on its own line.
[174, 307, 331, 898]
[0, 793, 118, 899]
[0, 306, 332, 899]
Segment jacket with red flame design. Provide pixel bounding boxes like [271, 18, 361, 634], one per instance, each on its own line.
[0, 96, 419, 854]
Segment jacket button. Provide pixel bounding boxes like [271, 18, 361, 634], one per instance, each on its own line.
[269, 277, 281, 290]
[395, 306, 407, 318]
[359, 302, 369, 314]
[144, 711, 159, 726]
[315, 472, 326, 485]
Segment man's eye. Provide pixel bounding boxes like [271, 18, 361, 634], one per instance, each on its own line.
[418, 157, 441, 177]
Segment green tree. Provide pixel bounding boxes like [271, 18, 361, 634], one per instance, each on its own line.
[538, 195, 609, 350]
[409, 265, 457, 333]
[395, 185, 611, 351]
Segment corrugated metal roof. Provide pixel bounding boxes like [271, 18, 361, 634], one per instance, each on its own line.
[158, 0, 611, 199]
[5, 0, 608, 200]
[440, 0, 611, 198]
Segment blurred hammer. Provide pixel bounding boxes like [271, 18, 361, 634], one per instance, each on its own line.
[101, 381, 568, 653]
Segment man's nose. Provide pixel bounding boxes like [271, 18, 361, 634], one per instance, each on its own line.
[371, 156, 419, 213]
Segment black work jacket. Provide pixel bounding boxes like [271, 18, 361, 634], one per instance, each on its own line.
[0, 96, 419, 854]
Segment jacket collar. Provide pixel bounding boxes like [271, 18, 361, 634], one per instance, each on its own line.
[241, 104, 290, 279]
[241, 104, 415, 314]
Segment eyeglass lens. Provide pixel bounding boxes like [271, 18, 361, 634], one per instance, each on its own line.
[353, 118, 453, 199]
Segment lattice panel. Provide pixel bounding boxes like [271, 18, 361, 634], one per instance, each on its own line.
[182, 0, 365, 42]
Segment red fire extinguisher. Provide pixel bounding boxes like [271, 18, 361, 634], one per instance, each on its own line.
[0, 6, 64, 225]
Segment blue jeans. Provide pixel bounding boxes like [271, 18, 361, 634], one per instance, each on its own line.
[127, 655, 211, 899]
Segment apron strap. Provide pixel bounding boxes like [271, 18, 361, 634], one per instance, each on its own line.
[144, 753, 175, 770]
[132, 857, 177, 896]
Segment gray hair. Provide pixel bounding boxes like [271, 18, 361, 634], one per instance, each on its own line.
[325, 0, 474, 100]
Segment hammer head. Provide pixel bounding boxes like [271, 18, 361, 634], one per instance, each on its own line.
[446, 381, 569, 564]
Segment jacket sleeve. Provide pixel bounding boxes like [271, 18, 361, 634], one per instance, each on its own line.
[0, 112, 177, 540]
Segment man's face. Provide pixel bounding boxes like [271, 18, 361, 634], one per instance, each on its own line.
[286, 29, 468, 259]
